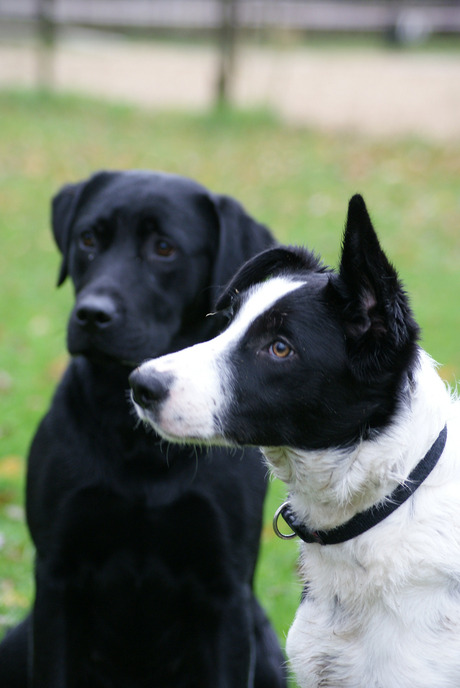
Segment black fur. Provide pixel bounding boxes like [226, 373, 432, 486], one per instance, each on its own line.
[330, 195, 419, 378]
[216, 246, 328, 313]
[220, 195, 419, 449]
[0, 171, 286, 688]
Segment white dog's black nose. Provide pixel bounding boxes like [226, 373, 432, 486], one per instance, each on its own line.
[129, 368, 171, 410]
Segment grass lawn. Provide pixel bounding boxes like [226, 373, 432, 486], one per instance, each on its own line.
[0, 89, 459, 669]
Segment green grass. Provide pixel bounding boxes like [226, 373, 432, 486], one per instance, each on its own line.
[0, 90, 459, 673]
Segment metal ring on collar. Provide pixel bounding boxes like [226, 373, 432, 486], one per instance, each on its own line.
[273, 502, 297, 540]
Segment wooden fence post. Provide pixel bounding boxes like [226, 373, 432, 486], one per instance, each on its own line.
[36, 0, 56, 90]
[215, 0, 239, 107]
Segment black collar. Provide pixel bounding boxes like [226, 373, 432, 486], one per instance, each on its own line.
[273, 424, 448, 546]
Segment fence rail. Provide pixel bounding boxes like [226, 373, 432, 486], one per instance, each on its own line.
[1, 0, 460, 34]
[1, 0, 458, 104]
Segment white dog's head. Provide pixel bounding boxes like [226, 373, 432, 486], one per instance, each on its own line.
[130, 275, 307, 446]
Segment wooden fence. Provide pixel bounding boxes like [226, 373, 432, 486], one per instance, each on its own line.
[1, 0, 460, 33]
[1, 0, 459, 102]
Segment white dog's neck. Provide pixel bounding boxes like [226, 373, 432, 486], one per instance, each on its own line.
[263, 350, 450, 532]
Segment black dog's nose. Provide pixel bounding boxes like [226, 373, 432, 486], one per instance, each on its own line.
[129, 368, 171, 410]
[75, 294, 118, 331]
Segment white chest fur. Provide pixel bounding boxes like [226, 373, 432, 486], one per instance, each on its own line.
[264, 354, 460, 687]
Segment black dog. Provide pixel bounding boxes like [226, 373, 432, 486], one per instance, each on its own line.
[0, 171, 286, 688]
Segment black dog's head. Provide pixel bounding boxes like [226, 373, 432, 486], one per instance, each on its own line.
[130, 195, 420, 450]
[53, 170, 274, 368]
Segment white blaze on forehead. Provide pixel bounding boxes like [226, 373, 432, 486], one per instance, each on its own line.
[221, 276, 306, 344]
[151, 275, 306, 367]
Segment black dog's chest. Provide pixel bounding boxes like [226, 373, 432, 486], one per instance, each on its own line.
[54, 486, 230, 589]
[50, 487, 234, 682]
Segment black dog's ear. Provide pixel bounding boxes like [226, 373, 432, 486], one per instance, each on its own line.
[208, 194, 275, 304]
[52, 171, 114, 286]
[216, 245, 323, 311]
[332, 194, 419, 376]
[52, 181, 85, 286]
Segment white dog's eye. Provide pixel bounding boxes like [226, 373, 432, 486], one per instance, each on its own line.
[268, 340, 293, 359]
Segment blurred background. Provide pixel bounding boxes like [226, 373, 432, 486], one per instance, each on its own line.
[1, 1, 459, 678]
[1, 0, 460, 137]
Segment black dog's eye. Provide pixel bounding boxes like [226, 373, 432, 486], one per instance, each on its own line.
[154, 239, 176, 258]
[143, 234, 177, 261]
[80, 230, 97, 250]
[268, 340, 293, 359]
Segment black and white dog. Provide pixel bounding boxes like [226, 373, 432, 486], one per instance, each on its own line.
[130, 195, 460, 687]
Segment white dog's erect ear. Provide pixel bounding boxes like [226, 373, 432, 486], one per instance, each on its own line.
[332, 195, 419, 377]
[339, 194, 392, 338]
